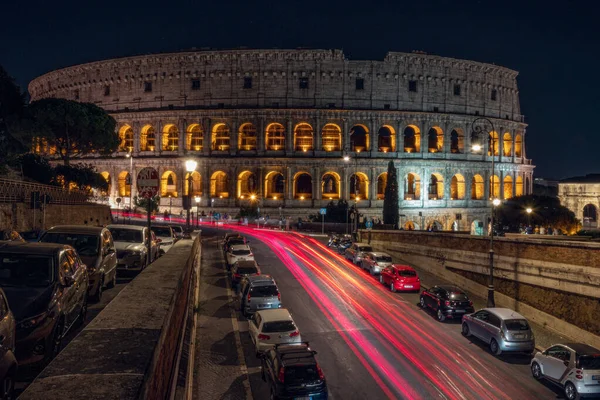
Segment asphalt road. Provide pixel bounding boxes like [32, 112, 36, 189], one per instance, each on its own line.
[205, 226, 564, 400]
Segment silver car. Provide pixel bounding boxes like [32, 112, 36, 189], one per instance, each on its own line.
[108, 225, 159, 271]
[531, 343, 600, 400]
[360, 252, 393, 275]
[461, 308, 535, 355]
[239, 275, 281, 317]
[345, 243, 373, 264]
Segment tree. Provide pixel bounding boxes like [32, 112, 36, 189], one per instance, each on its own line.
[135, 195, 160, 214]
[496, 195, 580, 234]
[0, 64, 27, 168]
[14, 98, 119, 165]
[383, 161, 399, 227]
[54, 163, 109, 192]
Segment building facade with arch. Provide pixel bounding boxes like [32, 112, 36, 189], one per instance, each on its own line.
[558, 175, 600, 229]
[29, 49, 534, 230]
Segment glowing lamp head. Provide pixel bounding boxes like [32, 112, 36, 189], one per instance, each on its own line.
[300, 196, 305, 200]
[195, 196, 201, 203]
[250, 194, 256, 200]
[472, 144, 482, 152]
[273, 196, 277, 200]
[343, 155, 350, 162]
[492, 198, 501, 207]
[526, 207, 533, 214]
[185, 159, 197, 172]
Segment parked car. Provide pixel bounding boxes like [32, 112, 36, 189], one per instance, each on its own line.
[249, 309, 301, 355]
[18, 230, 44, 243]
[260, 342, 328, 400]
[239, 275, 281, 316]
[151, 226, 176, 254]
[360, 252, 393, 275]
[531, 342, 600, 400]
[379, 265, 420, 293]
[224, 235, 247, 253]
[108, 225, 158, 271]
[344, 242, 373, 264]
[420, 285, 474, 322]
[170, 225, 184, 241]
[40, 225, 117, 302]
[223, 232, 242, 248]
[461, 308, 535, 355]
[230, 260, 261, 287]
[226, 244, 254, 266]
[0, 289, 17, 400]
[0, 242, 89, 366]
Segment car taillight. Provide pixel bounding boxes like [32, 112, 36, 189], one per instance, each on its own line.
[258, 333, 271, 340]
[289, 330, 300, 337]
[444, 300, 450, 306]
[277, 292, 281, 301]
[234, 273, 240, 278]
[278, 367, 285, 382]
[469, 300, 473, 306]
[575, 369, 583, 379]
[247, 293, 251, 302]
[317, 363, 325, 380]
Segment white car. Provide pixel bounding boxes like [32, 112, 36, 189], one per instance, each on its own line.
[152, 226, 176, 254]
[248, 309, 301, 355]
[226, 244, 254, 266]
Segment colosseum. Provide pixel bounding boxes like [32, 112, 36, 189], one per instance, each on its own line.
[28, 48, 534, 231]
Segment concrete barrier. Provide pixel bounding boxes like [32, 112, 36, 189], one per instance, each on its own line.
[20, 236, 201, 400]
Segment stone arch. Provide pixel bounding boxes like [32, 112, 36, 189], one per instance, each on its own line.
[118, 125, 134, 152]
[377, 125, 395, 153]
[162, 124, 179, 152]
[184, 171, 202, 196]
[488, 131, 500, 156]
[503, 132, 513, 157]
[237, 170, 258, 198]
[294, 123, 314, 152]
[490, 175, 500, 199]
[160, 171, 178, 197]
[450, 128, 464, 154]
[471, 219, 485, 236]
[239, 123, 257, 151]
[141, 125, 156, 152]
[321, 172, 340, 200]
[516, 175, 524, 196]
[117, 171, 131, 197]
[377, 173, 387, 200]
[450, 174, 466, 200]
[405, 172, 421, 200]
[429, 173, 444, 200]
[264, 171, 285, 199]
[515, 133, 523, 157]
[404, 221, 418, 230]
[503, 175, 513, 199]
[403, 125, 421, 153]
[266, 123, 285, 151]
[349, 172, 369, 200]
[186, 124, 204, 151]
[350, 124, 369, 152]
[428, 220, 443, 231]
[210, 171, 229, 198]
[471, 174, 484, 200]
[583, 204, 598, 228]
[321, 123, 342, 152]
[294, 172, 313, 200]
[100, 171, 111, 196]
[427, 126, 443, 153]
[212, 123, 231, 151]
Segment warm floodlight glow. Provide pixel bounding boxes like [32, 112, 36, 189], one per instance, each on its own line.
[250, 194, 256, 200]
[343, 155, 350, 162]
[185, 159, 197, 172]
[492, 198, 501, 206]
[526, 207, 532, 214]
[472, 144, 482, 152]
[195, 196, 201, 203]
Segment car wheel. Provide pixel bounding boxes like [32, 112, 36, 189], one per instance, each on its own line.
[270, 387, 278, 400]
[91, 276, 104, 302]
[490, 339, 502, 356]
[564, 382, 579, 400]
[420, 297, 426, 308]
[1, 367, 15, 400]
[390, 283, 396, 293]
[461, 322, 471, 337]
[531, 362, 542, 380]
[49, 319, 65, 361]
[379, 275, 384, 284]
[107, 270, 117, 288]
[436, 309, 446, 322]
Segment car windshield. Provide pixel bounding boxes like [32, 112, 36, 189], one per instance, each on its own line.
[358, 246, 373, 252]
[505, 319, 529, 331]
[0, 254, 54, 287]
[109, 228, 142, 243]
[398, 270, 416, 277]
[41, 233, 99, 256]
[578, 355, 600, 369]
[228, 239, 245, 246]
[284, 365, 320, 384]
[250, 286, 278, 297]
[237, 267, 258, 275]
[232, 249, 251, 256]
[262, 321, 296, 333]
[152, 228, 172, 237]
[376, 256, 392, 262]
[449, 292, 469, 301]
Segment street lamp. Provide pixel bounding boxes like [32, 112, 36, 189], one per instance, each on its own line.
[185, 159, 198, 234]
[195, 196, 201, 227]
[471, 117, 498, 308]
[526, 207, 533, 228]
[125, 152, 134, 214]
[343, 155, 351, 234]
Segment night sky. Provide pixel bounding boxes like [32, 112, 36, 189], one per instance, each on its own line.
[1, 0, 598, 179]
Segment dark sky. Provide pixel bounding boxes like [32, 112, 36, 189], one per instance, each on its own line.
[1, 0, 598, 179]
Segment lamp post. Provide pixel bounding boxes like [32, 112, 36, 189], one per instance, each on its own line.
[125, 152, 134, 213]
[471, 117, 498, 308]
[343, 155, 351, 234]
[185, 159, 198, 234]
[526, 207, 533, 229]
[168, 195, 172, 219]
[195, 196, 201, 227]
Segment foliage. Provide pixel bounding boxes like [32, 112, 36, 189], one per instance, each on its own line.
[239, 203, 259, 218]
[135, 195, 160, 214]
[496, 195, 581, 234]
[0, 64, 27, 167]
[17, 153, 55, 185]
[308, 200, 350, 223]
[54, 163, 109, 191]
[382, 161, 399, 227]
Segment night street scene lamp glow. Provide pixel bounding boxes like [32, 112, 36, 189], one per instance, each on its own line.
[492, 198, 501, 207]
[343, 155, 350, 162]
[185, 159, 197, 172]
[526, 207, 533, 214]
[472, 144, 482, 152]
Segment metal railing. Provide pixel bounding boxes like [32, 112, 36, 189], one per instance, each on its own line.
[0, 178, 90, 205]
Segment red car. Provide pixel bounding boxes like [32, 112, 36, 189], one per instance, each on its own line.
[379, 264, 421, 292]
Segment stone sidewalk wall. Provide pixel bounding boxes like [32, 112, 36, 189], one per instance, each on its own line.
[0, 203, 112, 231]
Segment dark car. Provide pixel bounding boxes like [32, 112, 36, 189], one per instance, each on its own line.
[420, 285, 474, 322]
[224, 236, 246, 253]
[0, 288, 17, 399]
[230, 260, 261, 287]
[0, 242, 89, 366]
[40, 225, 117, 302]
[260, 342, 328, 400]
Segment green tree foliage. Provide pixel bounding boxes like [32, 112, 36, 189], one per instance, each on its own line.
[0, 64, 27, 167]
[54, 163, 109, 191]
[382, 161, 399, 227]
[17, 153, 55, 185]
[135, 195, 160, 214]
[496, 195, 580, 234]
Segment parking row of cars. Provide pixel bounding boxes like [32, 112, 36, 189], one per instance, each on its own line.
[222, 233, 329, 400]
[342, 241, 600, 400]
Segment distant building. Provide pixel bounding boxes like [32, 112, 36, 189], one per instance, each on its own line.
[558, 174, 600, 229]
[533, 177, 559, 197]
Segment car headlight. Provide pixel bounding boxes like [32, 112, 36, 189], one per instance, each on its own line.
[18, 311, 49, 330]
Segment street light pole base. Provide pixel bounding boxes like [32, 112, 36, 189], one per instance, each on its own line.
[486, 285, 496, 308]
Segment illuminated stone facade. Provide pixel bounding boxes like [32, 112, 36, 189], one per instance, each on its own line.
[558, 175, 600, 229]
[29, 49, 534, 230]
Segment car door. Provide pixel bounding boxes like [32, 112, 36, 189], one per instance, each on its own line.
[68, 250, 87, 317]
[0, 292, 14, 351]
[58, 252, 77, 327]
[482, 313, 502, 343]
[103, 231, 117, 278]
[542, 346, 571, 381]
[470, 310, 490, 339]
[248, 313, 261, 344]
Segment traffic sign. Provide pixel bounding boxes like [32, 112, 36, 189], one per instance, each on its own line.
[137, 167, 159, 199]
[319, 208, 327, 215]
[366, 220, 373, 230]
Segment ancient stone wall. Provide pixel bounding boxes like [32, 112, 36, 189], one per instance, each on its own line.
[0, 203, 112, 232]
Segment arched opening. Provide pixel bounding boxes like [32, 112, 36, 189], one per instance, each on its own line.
[349, 173, 369, 200]
[503, 132, 513, 157]
[405, 173, 421, 200]
[294, 173, 313, 200]
[266, 123, 285, 151]
[118, 125, 134, 152]
[428, 221, 443, 231]
[210, 171, 229, 198]
[160, 171, 177, 197]
[427, 126, 443, 153]
[515, 134, 523, 157]
[237, 171, 258, 198]
[488, 131, 500, 156]
[118, 171, 131, 197]
[294, 123, 314, 152]
[503, 176, 514, 199]
[471, 220, 484, 236]
[583, 204, 598, 228]
[516, 175, 524, 196]
[184, 171, 202, 196]
[471, 174, 484, 200]
[377, 126, 395, 153]
[490, 175, 500, 199]
[239, 123, 257, 151]
[212, 123, 231, 151]
[403, 125, 421, 153]
[186, 124, 204, 151]
[264, 172, 285, 199]
[451, 174, 465, 200]
[450, 129, 464, 153]
[162, 124, 179, 151]
[377, 173, 387, 200]
[322, 124, 342, 152]
[350, 125, 369, 152]
[100, 171, 111, 196]
[321, 172, 340, 200]
[428, 173, 444, 200]
[141, 125, 156, 152]
[404, 221, 418, 230]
